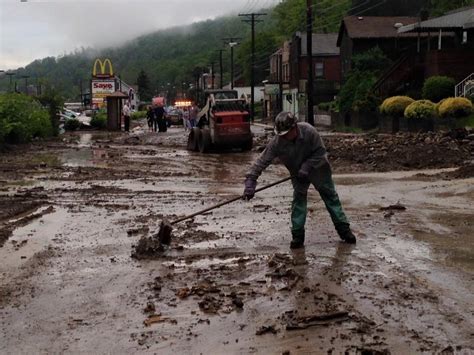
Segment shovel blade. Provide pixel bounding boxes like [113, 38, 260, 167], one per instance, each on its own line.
[157, 220, 173, 245]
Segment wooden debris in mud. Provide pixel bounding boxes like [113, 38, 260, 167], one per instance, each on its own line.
[285, 311, 349, 330]
[256, 325, 278, 335]
[143, 314, 177, 327]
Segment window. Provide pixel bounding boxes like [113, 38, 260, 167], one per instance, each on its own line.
[283, 64, 289, 82]
[315, 62, 324, 78]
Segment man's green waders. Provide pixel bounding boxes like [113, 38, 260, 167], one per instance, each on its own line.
[291, 164, 349, 243]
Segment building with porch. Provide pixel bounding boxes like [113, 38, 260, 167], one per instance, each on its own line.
[369, 7, 473, 98]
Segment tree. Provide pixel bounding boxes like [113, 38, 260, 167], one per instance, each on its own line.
[429, 0, 474, 16]
[137, 69, 152, 102]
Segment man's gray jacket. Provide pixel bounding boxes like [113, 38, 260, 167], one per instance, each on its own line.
[246, 122, 329, 180]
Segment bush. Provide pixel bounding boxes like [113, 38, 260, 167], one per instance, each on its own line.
[0, 93, 53, 144]
[90, 115, 107, 129]
[339, 71, 379, 113]
[380, 96, 414, 116]
[352, 46, 392, 73]
[404, 100, 436, 120]
[131, 111, 147, 120]
[352, 83, 380, 113]
[318, 101, 337, 112]
[64, 118, 80, 131]
[422, 76, 456, 102]
[437, 97, 473, 118]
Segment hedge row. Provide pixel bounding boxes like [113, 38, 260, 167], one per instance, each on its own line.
[0, 93, 53, 144]
[380, 96, 473, 120]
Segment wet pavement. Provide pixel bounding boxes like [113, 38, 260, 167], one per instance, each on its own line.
[0, 123, 473, 354]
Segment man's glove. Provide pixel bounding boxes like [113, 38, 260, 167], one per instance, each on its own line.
[243, 177, 257, 200]
[297, 163, 311, 182]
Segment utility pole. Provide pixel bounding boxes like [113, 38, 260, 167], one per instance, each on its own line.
[21, 75, 30, 95]
[6, 72, 15, 92]
[36, 77, 41, 96]
[211, 61, 215, 89]
[80, 79, 84, 108]
[215, 49, 226, 89]
[195, 73, 200, 104]
[278, 52, 283, 112]
[306, 0, 315, 126]
[239, 13, 266, 121]
[222, 37, 241, 90]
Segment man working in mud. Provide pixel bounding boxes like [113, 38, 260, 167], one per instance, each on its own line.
[244, 111, 356, 249]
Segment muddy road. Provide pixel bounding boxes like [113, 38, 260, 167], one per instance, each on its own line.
[0, 123, 473, 354]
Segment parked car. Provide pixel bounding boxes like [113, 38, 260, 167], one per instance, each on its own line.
[166, 108, 183, 126]
[59, 108, 91, 126]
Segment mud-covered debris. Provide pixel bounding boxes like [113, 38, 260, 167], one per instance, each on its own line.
[353, 348, 391, 355]
[176, 287, 191, 299]
[383, 211, 394, 219]
[232, 297, 244, 309]
[266, 267, 298, 279]
[284, 311, 349, 330]
[127, 226, 149, 236]
[131, 235, 164, 259]
[256, 325, 278, 335]
[143, 314, 177, 327]
[179, 229, 221, 243]
[380, 203, 406, 211]
[267, 253, 292, 268]
[198, 296, 222, 313]
[143, 302, 156, 314]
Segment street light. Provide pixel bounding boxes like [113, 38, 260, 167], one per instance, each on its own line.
[228, 42, 239, 90]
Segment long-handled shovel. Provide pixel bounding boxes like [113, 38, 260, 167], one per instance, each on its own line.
[157, 176, 292, 245]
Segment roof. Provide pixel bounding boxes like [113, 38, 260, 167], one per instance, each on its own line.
[398, 7, 474, 33]
[337, 16, 420, 45]
[106, 91, 129, 98]
[296, 33, 340, 56]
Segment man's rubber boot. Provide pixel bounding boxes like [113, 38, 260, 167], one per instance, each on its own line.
[290, 231, 305, 249]
[339, 229, 356, 244]
[290, 239, 305, 249]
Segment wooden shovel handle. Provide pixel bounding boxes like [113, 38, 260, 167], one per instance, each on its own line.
[171, 176, 291, 225]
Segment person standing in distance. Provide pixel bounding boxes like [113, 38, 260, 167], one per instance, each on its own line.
[243, 111, 356, 249]
[122, 101, 131, 132]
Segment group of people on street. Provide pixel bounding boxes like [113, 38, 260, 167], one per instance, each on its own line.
[146, 105, 167, 133]
[183, 105, 199, 131]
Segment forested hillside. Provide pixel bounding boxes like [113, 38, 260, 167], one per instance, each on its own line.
[0, 0, 471, 100]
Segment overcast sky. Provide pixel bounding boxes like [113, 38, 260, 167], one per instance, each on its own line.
[0, 0, 279, 70]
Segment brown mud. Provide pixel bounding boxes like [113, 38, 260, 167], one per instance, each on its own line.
[0, 122, 473, 354]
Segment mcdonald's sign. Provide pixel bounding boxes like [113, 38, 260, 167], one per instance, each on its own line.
[92, 58, 114, 78]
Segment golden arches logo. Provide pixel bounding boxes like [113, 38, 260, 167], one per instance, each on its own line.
[92, 58, 114, 77]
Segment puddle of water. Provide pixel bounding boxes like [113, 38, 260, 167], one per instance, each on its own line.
[0, 207, 69, 271]
[61, 147, 109, 168]
[78, 133, 93, 147]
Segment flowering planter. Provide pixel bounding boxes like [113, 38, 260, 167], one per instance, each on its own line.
[434, 117, 457, 131]
[406, 118, 434, 132]
[330, 111, 344, 129]
[352, 111, 379, 130]
[379, 115, 405, 133]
